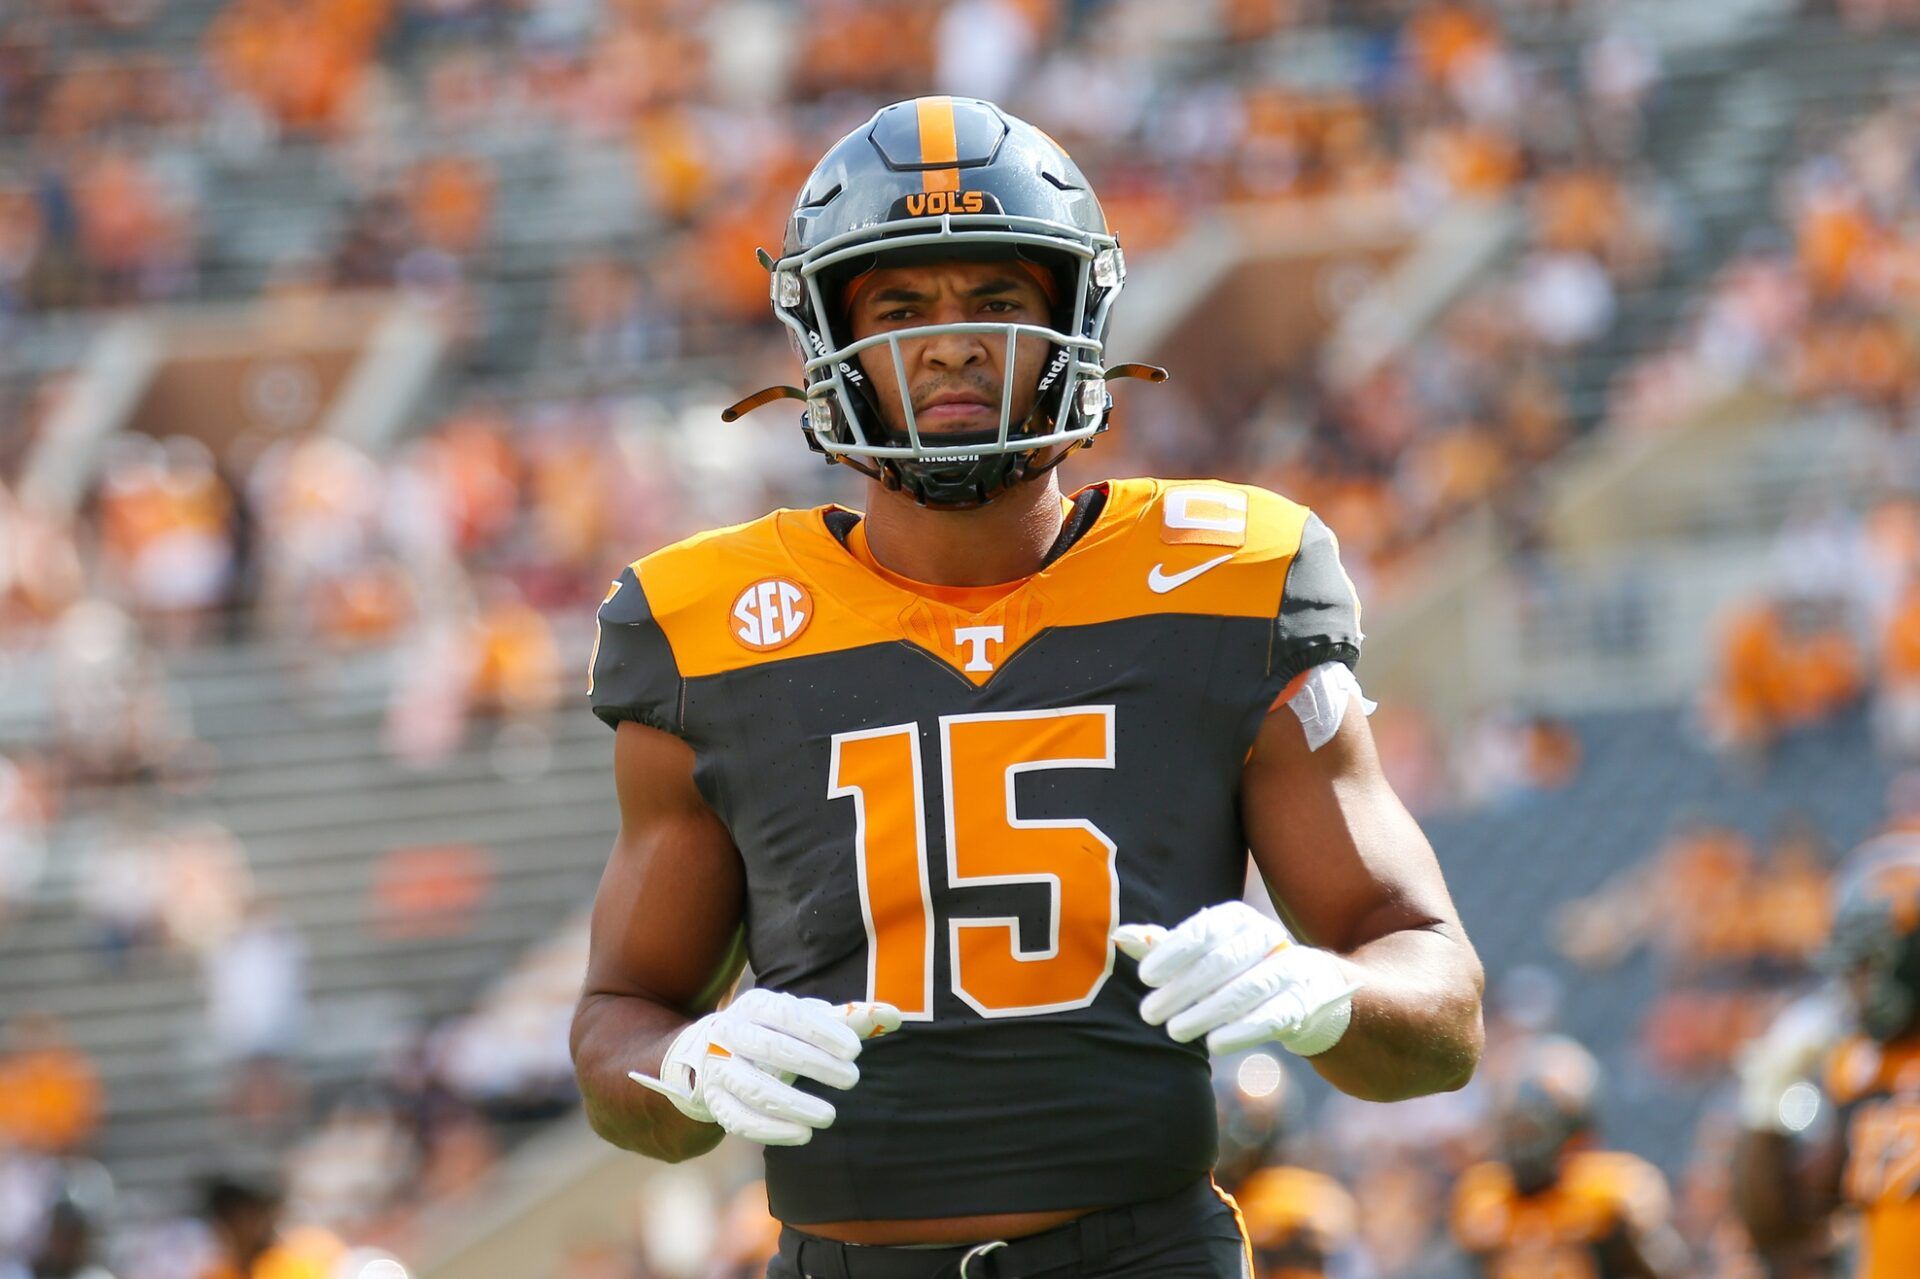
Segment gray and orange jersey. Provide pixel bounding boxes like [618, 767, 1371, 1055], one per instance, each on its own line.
[590, 477, 1363, 1224]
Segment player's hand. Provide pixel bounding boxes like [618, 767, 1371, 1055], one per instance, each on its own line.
[1736, 989, 1844, 1133]
[627, 989, 901, 1146]
[1113, 902, 1362, 1058]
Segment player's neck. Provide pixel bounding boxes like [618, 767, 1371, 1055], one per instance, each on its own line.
[860, 473, 1066, 588]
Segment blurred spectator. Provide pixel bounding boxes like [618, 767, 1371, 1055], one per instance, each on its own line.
[1878, 573, 1920, 755]
[467, 583, 562, 722]
[203, 902, 307, 1100]
[48, 602, 191, 787]
[159, 822, 253, 957]
[75, 808, 165, 967]
[368, 843, 491, 940]
[191, 1172, 345, 1279]
[1, 1195, 116, 1279]
[283, 1098, 413, 1236]
[702, 1180, 779, 1279]
[0, 755, 54, 923]
[1705, 592, 1863, 754]
[0, 1016, 102, 1158]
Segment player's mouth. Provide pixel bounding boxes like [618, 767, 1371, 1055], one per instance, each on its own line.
[914, 391, 998, 431]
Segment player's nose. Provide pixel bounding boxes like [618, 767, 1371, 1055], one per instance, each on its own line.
[919, 321, 990, 371]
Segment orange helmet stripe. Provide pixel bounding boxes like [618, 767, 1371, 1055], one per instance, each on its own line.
[915, 95, 961, 193]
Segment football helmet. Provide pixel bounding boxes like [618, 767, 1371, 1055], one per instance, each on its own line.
[1823, 844, 1920, 1042]
[726, 95, 1163, 508]
[1495, 1035, 1600, 1195]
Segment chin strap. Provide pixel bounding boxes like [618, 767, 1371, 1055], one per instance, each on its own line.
[720, 385, 805, 422]
[1105, 362, 1169, 384]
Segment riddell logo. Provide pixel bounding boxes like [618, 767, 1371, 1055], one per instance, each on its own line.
[904, 190, 985, 216]
[807, 329, 865, 386]
[1036, 348, 1070, 393]
[732, 579, 813, 651]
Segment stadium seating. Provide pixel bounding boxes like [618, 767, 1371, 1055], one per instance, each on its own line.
[0, 638, 614, 1206]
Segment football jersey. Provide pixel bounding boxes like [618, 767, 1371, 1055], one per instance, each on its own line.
[589, 477, 1363, 1223]
[1826, 1034, 1920, 1279]
[1235, 1165, 1358, 1278]
[1449, 1150, 1673, 1279]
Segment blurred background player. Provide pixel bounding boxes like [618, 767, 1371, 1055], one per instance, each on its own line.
[1452, 1035, 1687, 1279]
[1213, 1050, 1364, 1279]
[1733, 843, 1920, 1278]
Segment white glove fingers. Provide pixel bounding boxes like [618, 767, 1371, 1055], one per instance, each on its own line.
[708, 1087, 813, 1146]
[1207, 1014, 1284, 1057]
[723, 1021, 860, 1091]
[1111, 923, 1166, 961]
[714, 1058, 839, 1129]
[752, 997, 865, 1061]
[830, 1001, 904, 1041]
[1164, 962, 1285, 1043]
[1140, 932, 1273, 1026]
[1134, 923, 1217, 987]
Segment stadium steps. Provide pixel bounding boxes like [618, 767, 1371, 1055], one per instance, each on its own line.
[1557, 15, 1920, 426]
[1418, 704, 1890, 1179]
[0, 641, 618, 1207]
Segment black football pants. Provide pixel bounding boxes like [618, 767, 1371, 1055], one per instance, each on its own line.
[767, 1178, 1252, 1279]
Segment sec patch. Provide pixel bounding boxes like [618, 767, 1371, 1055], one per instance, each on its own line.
[732, 578, 813, 651]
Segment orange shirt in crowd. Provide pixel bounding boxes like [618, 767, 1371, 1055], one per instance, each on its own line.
[1796, 193, 1878, 298]
[197, 1227, 347, 1279]
[207, 0, 391, 132]
[0, 1040, 103, 1154]
[409, 155, 494, 256]
[1715, 599, 1863, 744]
[1888, 588, 1920, 694]
[1534, 167, 1628, 260]
[471, 598, 560, 713]
[1404, 3, 1501, 86]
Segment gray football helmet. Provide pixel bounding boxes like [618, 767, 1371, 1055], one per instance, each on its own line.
[725, 96, 1162, 508]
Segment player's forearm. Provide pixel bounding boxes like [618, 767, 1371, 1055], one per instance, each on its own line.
[1307, 922, 1483, 1102]
[570, 991, 723, 1162]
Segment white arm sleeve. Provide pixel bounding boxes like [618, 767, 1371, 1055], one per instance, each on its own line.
[1285, 661, 1376, 752]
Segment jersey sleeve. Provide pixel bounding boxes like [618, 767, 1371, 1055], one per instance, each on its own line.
[1272, 511, 1364, 682]
[588, 565, 684, 734]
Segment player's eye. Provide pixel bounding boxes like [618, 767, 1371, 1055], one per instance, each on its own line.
[980, 299, 1018, 314]
[878, 307, 917, 323]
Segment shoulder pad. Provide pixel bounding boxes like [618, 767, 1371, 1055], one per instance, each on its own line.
[589, 564, 681, 734]
[1275, 509, 1363, 681]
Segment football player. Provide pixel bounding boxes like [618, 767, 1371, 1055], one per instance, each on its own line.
[571, 95, 1484, 1277]
[1451, 1036, 1687, 1279]
[1213, 1052, 1363, 1279]
[1732, 843, 1920, 1278]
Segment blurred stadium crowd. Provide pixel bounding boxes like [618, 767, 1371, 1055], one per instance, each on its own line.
[6, 0, 1920, 1276]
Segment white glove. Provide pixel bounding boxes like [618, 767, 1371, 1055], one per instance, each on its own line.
[628, 989, 901, 1146]
[1113, 902, 1362, 1057]
[1736, 990, 1844, 1133]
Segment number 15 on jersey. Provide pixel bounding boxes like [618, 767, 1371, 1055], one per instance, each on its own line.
[828, 706, 1120, 1021]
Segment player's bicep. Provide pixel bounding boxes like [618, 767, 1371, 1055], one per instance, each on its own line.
[1241, 693, 1463, 954]
[582, 720, 746, 1014]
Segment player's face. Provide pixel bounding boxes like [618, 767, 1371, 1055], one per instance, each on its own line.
[845, 260, 1054, 440]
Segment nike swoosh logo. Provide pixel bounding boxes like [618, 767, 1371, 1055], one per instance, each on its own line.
[1147, 553, 1235, 594]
